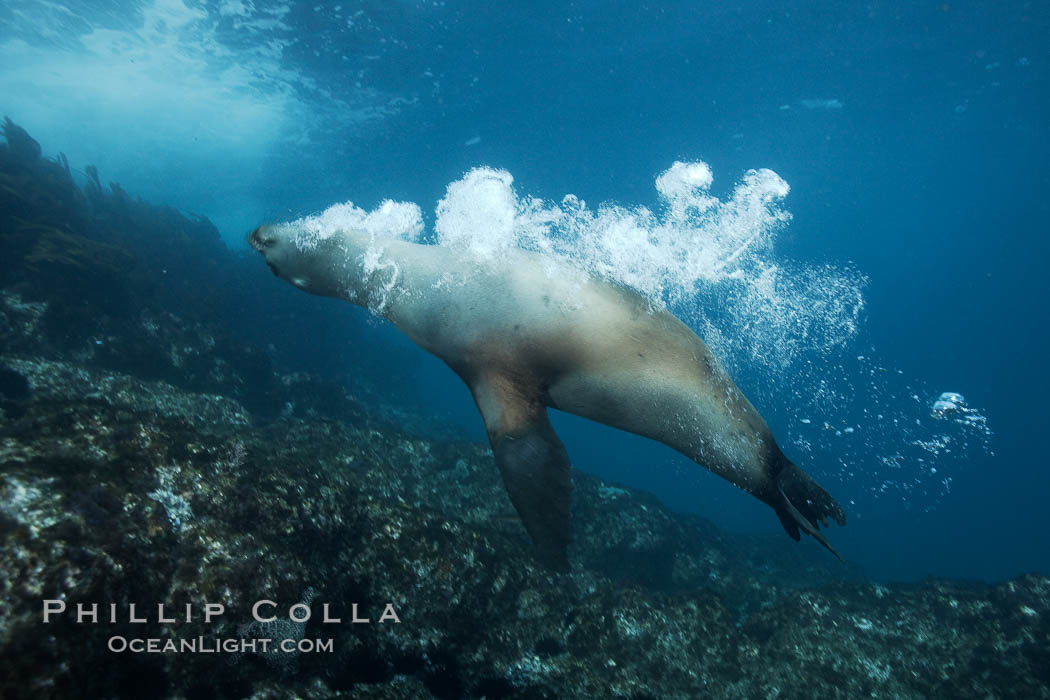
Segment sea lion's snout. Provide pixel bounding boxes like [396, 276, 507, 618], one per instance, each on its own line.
[249, 226, 284, 277]
[248, 226, 277, 252]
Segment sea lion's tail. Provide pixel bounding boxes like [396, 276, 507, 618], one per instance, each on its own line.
[772, 463, 847, 560]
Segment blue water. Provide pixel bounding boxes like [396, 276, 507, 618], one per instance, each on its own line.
[2, 0, 1047, 582]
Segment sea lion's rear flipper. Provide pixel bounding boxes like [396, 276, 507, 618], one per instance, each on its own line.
[470, 375, 572, 572]
[773, 464, 847, 560]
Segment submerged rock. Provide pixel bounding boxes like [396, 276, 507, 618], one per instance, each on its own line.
[2, 116, 41, 164]
[0, 360, 1046, 699]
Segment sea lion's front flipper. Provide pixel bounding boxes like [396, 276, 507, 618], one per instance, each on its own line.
[470, 374, 572, 571]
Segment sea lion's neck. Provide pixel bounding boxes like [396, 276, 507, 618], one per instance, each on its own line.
[313, 229, 434, 325]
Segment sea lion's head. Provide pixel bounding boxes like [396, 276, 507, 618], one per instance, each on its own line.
[249, 224, 294, 274]
[249, 224, 345, 297]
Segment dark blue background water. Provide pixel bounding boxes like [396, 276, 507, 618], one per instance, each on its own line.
[2, 0, 1047, 582]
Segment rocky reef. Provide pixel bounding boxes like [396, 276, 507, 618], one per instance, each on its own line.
[1, 121, 1048, 699]
[2, 358, 1048, 699]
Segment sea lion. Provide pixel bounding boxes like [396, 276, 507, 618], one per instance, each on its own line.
[249, 223, 846, 569]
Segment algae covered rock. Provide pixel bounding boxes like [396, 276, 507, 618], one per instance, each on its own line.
[2, 116, 41, 164]
[1, 359, 1048, 699]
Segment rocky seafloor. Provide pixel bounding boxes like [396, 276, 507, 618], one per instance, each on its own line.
[1, 120, 1048, 699]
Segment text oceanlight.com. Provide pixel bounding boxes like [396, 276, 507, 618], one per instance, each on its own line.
[107, 636, 334, 654]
